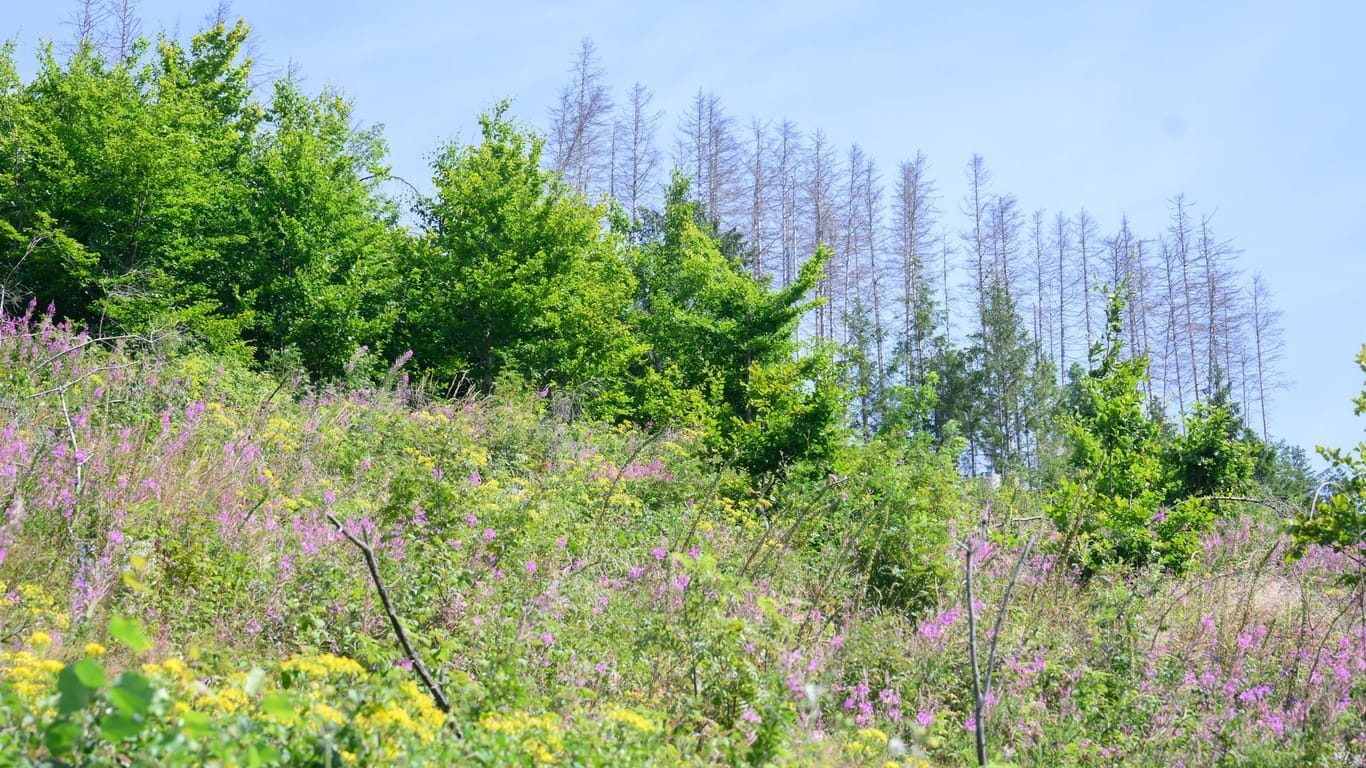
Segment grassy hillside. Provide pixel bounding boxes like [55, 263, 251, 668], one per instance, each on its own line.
[0, 311, 1362, 766]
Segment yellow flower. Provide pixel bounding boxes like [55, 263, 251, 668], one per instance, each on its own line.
[859, 727, 889, 745]
[27, 632, 52, 648]
[604, 706, 659, 734]
[312, 703, 346, 727]
[84, 643, 107, 657]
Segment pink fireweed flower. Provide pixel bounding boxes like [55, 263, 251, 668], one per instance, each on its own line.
[524, 560, 537, 574]
[483, 528, 496, 541]
[540, 631, 554, 646]
[468, 470, 481, 487]
[465, 512, 478, 526]
[651, 546, 667, 560]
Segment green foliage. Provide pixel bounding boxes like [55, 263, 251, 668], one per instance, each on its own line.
[627, 174, 843, 475]
[1293, 345, 1366, 555]
[837, 433, 964, 618]
[0, 24, 405, 373]
[402, 104, 640, 406]
[970, 277, 1058, 475]
[242, 79, 402, 377]
[1054, 288, 1260, 573]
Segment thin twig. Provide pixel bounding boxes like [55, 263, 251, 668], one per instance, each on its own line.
[326, 513, 458, 734]
[984, 532, 1037, 701]
[964, 528, 988, 767]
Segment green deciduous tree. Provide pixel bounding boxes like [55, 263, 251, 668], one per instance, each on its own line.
[626, 173, 843, 475]
[0, 23, 261, 352]
[401, 104, 640, 406]
[244, 79, 402, 377]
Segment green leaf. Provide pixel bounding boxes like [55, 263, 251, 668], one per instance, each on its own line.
[109, 672, 156, 716]
[259, 690, 296, 723]
[57, 665, 94, 714]
[100, 712, 145, 741]
[180, 709, 213, 738]
[43, 719, 81, 755]
[109, 615, 152, 653]
[72, 657, 106, 689]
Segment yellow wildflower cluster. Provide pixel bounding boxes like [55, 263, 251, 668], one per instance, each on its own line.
[402, 445, 436, 471]
[0, 581, 71, 634]
[195, 685, 249, 715]
[261, 416, 301, 452]
[143, 656, 193, 682]
[478, 710, 565, 764]
[351, 680, 445, 743]
[281, 653, 366, 679]
[603, 705, 659, 734]
[206, 401, 237, 429]
[0, 650, 63, 700]
[858, 727, 889, 745]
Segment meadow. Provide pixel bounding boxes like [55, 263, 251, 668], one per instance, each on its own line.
[0, 308, 1360, 766]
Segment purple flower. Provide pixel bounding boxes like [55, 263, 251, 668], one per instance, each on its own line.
[540, 631, 554, 646]
[651, 547, 667, 561]
[483, 528, 497, 541]
[524, 560, 537, 574]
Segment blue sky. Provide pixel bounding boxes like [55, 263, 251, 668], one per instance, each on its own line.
[7, 0, 1365, 461]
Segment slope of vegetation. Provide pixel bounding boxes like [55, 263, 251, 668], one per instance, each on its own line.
[0, 10, 1363, 767]
[0, 308, 1362, 767]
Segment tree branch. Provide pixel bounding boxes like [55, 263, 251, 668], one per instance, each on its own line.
[326, 513, 458, 734]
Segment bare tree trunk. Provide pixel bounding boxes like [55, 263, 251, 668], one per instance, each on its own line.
[675, 90, 740, 226]
[1170, 195, 1201, 404]
[962, 154, 992, 338]
[1249, 274, 1282, 439]
[776, 120, 800, 289]
[863, 154, 886, 397]
[746, 119, 771, 279]
[1054, 212, 1070, 377]
[893, 153, 938, 385]
[63, 0, 108, 55]
[1076, 209, 1099, 349]
[804, 130, 838, 340]
[549, 39, 613, 195]
[1031, 210, 1049, 368]
[109, 0, 141, 60]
